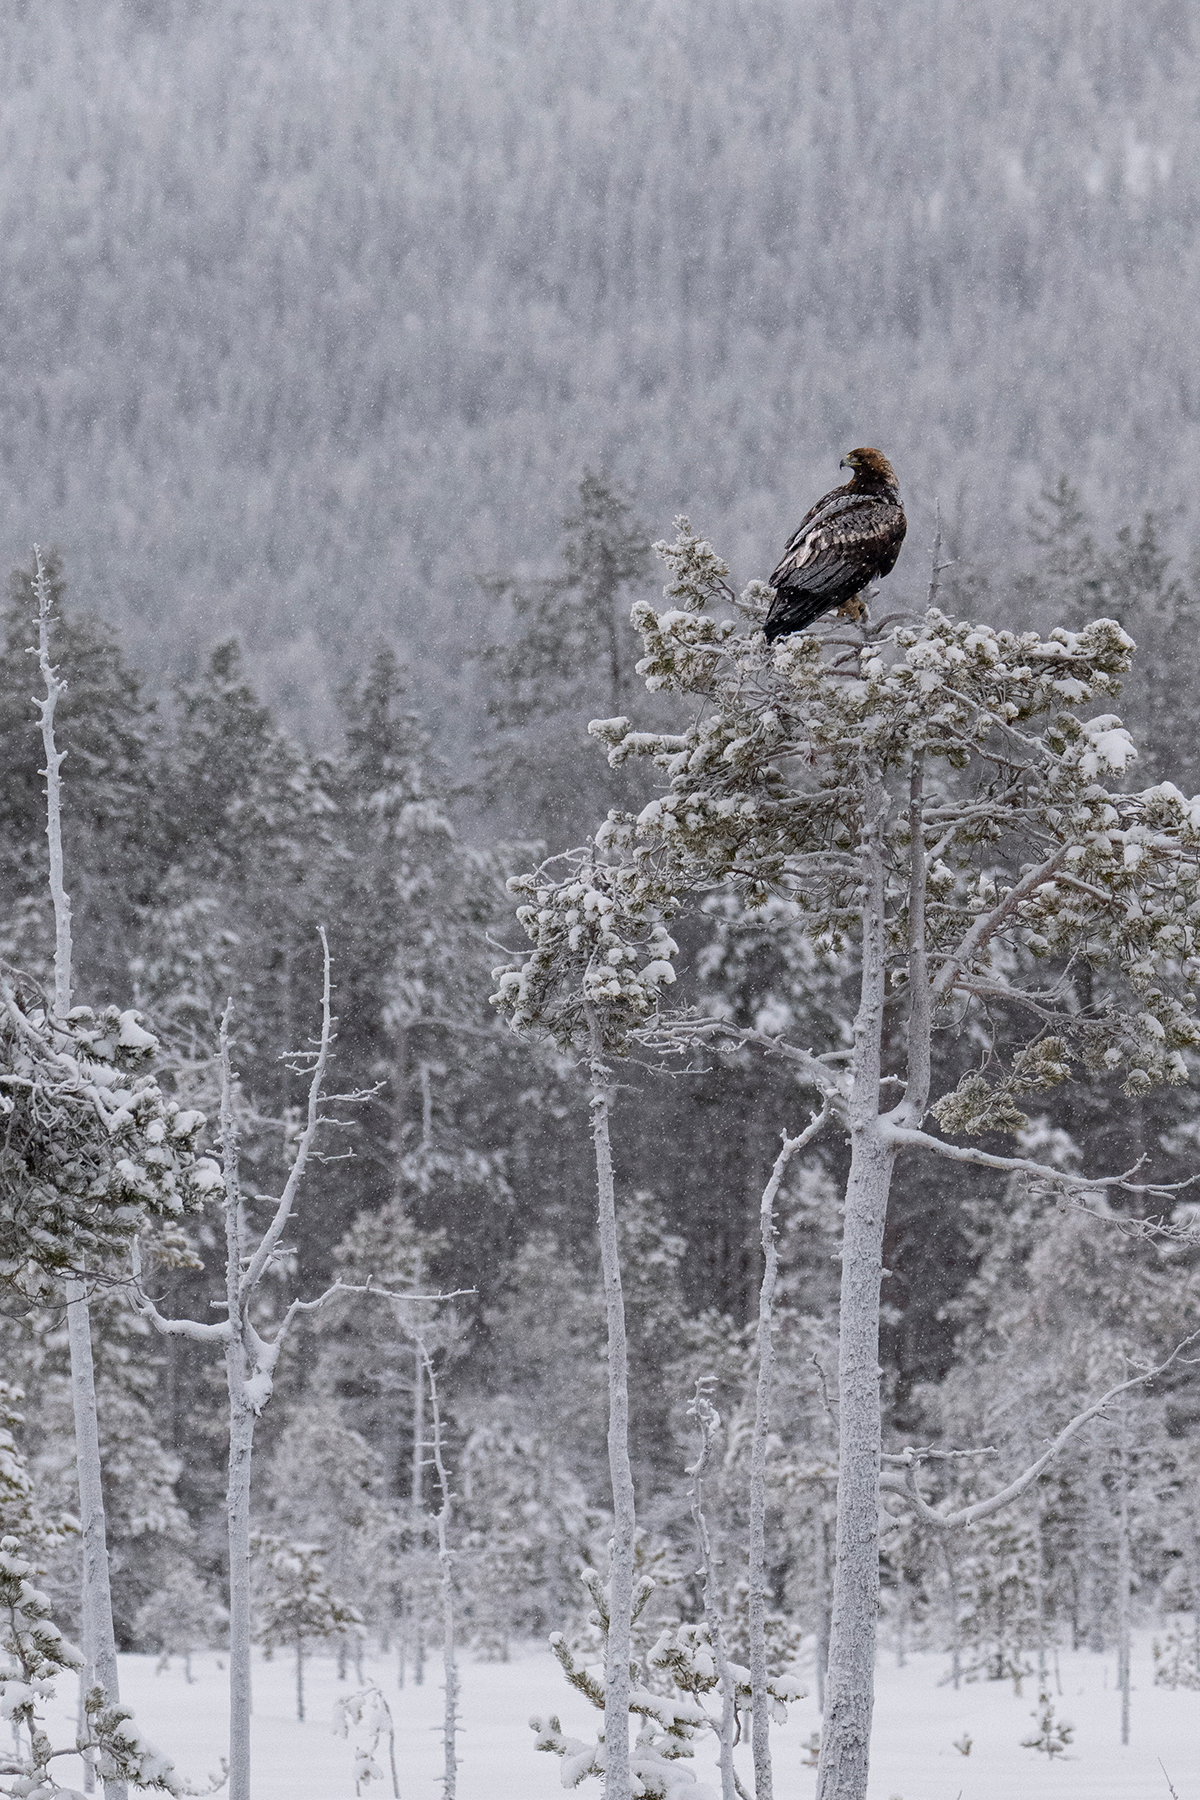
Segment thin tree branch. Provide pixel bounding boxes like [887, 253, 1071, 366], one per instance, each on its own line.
[895, 747, 931, 1128]
[880, 1335, 1200, 1530]
[33, 546, 72, 1019]
[240, 929, 333, 1299]
[932, 847, 1073, 1001]
[883, 1123, 1191, 1197]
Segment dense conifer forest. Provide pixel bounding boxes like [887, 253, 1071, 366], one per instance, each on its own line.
[2, 0, 1200, 726]
[3, 7, 1200, 1796]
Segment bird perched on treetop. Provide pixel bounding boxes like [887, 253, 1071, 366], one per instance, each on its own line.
[763, 448, 906, 643]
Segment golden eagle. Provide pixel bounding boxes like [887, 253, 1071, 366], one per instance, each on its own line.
[764, 448, 906, 642]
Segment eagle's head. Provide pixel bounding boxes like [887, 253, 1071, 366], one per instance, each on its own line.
[840, 448, 900, 495]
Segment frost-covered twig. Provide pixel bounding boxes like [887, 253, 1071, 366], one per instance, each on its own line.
[333, 1685, 399, 1798]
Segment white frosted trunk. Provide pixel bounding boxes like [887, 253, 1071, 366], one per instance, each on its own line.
[1116, 1399, 1132, 1746]
[942, 1541, 961, 1691]
[66, 1282, 127, 1800]
[749, 1135, 800, 1800]
[688, 1397, 737, 1800]
[38, 554, 126, 1800]
[814, 1506, 829, 1713]
[221, 1021, 254, 1800]
[225, 1348, 255, 1800]
[587, 1010, 635, 1800]
[422, 1345, 458, 1800]
[816, 783, 895, 1800]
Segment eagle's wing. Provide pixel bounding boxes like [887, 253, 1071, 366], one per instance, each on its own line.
[765, 490, 906, 639]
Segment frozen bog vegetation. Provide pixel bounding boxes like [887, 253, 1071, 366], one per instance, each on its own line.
[2, 486, 1200, 1800]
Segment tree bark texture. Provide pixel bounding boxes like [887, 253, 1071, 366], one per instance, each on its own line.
[66, 1283, 128, 1800]
[587, 1009, 635, 1800]
[225, 1347, 255, 1800]
[749, 1135, 801, 1800]
[40, 555, 126, 1800]
[816, 775, 896, 1800]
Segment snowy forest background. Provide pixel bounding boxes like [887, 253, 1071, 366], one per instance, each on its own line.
[3, 1, 1200, 1794]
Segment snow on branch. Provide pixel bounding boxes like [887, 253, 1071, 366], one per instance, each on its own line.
[879, 1332, 1200, 1531]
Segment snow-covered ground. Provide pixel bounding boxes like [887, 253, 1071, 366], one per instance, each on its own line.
[46, 1633, 1199, 1798]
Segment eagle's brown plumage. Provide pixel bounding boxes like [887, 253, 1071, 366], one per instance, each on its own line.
[763, 448, 906, 643]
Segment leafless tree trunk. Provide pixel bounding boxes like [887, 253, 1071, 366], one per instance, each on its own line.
[35, 548, 128, 1800]
[1115, 1395, 1132, 1746]
[688, 1391, 738, 1800]
[219, 1021, 255, 1800]
[814, 1506, 830, 1712]
[942, 1540, 962, 1691]
[421, 1342, 459, 1800]
[586, 1006, 635, 1800]
[749, 1122, 825, 1798]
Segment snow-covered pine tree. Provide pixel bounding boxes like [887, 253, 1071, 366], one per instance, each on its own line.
[2, 553, 217, 1800]
[498, 518, 1200, 1800]
[133, 1568, 225, 1682]
[314, 1199, 460, 1673]
[531, 1565, 805, 1799]
[0, 552, 159, 998]
[490, 846, 680, 1799]
[0, 1402, 177, 1799]
[261, 1396, 390, 1667]
[479, 473, 654, 844]
[457, 1400, 590, 1657]
[254, 1534, 362, 1721]
[0, 1534, 181, 1799]
[327, 646, 513, 1277]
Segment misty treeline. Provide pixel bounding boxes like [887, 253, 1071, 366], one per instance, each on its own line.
[2, 0, 1200, 726]
[1, 465, 1200, 1798]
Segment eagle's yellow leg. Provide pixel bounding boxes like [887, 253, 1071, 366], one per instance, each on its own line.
[836, 593, 868, 623]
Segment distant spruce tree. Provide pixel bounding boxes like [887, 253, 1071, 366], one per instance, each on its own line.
[478, 472, 655, 844]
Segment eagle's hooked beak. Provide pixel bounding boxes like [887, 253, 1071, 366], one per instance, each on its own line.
[839, 455, 853, 471]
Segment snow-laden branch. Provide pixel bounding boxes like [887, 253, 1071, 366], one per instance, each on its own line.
[128, 1240, 230, 1343]
[634, 1015, 844, 1100]
[882, 1122, 1195, 1198]
[240, 928, 333, 1298]
[879, 1333, 1200, 1531]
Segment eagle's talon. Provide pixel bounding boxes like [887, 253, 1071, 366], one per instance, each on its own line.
[836, 594, 868, 623]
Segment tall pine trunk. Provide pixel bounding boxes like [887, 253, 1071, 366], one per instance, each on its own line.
[67, 1282, 127, 1800]
[221, 1023, 255, 1800]
[749, 1134, 803, 1800]
[587, 1009, 635, 1800]
[225, 1351, 256, 1800]
[817, 777, 896, 1800]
